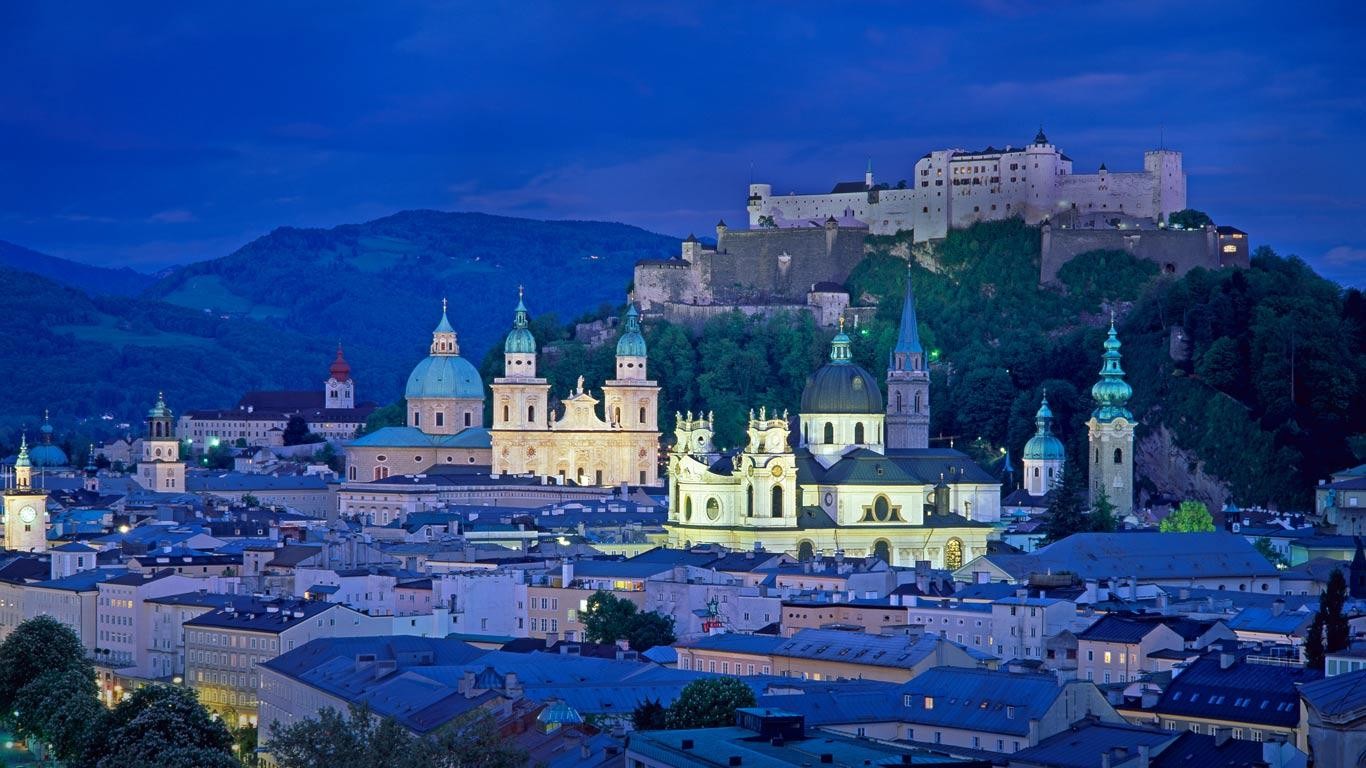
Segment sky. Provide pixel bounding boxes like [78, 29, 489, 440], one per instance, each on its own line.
[2, 1, 1364, 287]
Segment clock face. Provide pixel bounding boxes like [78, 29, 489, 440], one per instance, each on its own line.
[19, 506, 36, 524]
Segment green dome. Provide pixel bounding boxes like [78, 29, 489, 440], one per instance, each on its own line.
[616, 304, 647, 357]
[1091, 320, 1133, 422]
[1023, 392, 1065, 461]
[504, 294, 537, 355]
[147, 393, 173, 420]
[800, 326, 884, 414]
[405, 355, 484, 400]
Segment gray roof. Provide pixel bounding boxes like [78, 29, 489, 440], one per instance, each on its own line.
[1154, 647, 1322, 728]
[897, 667, 1077, 736]
[1299, 669, 1366, 722]
[187, 472, 330, 492]
[981, 532, 1279, 581]
[184, 598, 345, 634]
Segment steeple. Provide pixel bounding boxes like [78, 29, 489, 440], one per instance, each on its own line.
[1034, 390, 1055, 434]
[430, 299, 460, 356]
[614, 303, 649, 381]
[14, 433, 31, 490]
[329, 344, 351, 383]
[503, 287, 538, 378]
[828, 317, 852, 364]
[865, 157, 874, 189]
[146, 392, 175, 440]
[1090, 317, 1133, 422]
[1034, 126, 1049, 145]
[886, 271, 930, 450]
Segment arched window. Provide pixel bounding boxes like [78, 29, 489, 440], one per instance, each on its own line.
[797, 541, 815, 562]
[854, 423, 865, 444]
[823, 422, 834, 444]
[1033, 467, 1040, 477]
[528, 405, 536, 423]
[873, 540, 891, 564]
[613, 407, 622, 424]
[684, 497, 693, 521]
[639, 406, 647, 424]
[896, 392, 903, 413]
[746, 485, 754, 517]
[502, 405, 509, 423]
[771, 485, 784, 518]
[945, 538, 964, 571]
[914, 392, 922, 414]
[1113, 448, 1123, 465]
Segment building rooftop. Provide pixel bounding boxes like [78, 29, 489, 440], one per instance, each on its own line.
[1153, 647, 1322, 728]
[184, 598, 345, 634]
[897, 667, 1076, 737]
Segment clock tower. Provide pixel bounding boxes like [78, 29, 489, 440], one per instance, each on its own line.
[5, 435, 49, 552]
[136, 393, 185, 493]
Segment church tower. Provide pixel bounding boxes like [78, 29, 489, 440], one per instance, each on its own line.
[1022, 391, 1065, 496]
[491, 290, 552, 475]
[886, 269, 930, 450]
[5, 436, 49, 552]
[1087, 319, 1135, 518]
[136, 393, 185, 493]
[602, 303, 661, 485]
[325, 344, 355, 409]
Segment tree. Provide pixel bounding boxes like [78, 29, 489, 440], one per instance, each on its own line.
[410, 709, 528, 768]
[242, 494, 261, 508]
[1306, 569, 1351, 671]
[1253, 537, 1286, 567]
[84, 685, 237, 768]
[268, 704, 526, 768]
[580, 591, 676, 651]
[283, 415, 311, 446]
[203, 441, 234, 469]
[0, 615, 91, 721]
[665, 678, 756, 730]
[314, 442, 343, 472]
[1042, 466, 1088, 543]
[358, 400, 406, 437]
[12, 666, 102, 762]
[1160, 500, 1216, 532]
[1167, 209, 1214, 229]
[1196, 336, 1242, 393]
[1089, 487, 1118, 532]
[632, 699, 668, 731]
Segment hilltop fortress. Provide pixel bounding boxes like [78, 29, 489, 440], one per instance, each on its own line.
[747, 128, 1186, 240]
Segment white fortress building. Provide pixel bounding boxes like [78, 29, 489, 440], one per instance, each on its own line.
[747, 129, 1186, 240]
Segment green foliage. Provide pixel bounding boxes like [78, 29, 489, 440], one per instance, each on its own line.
[313, 442, 343, 472]
[1042, 466, 1088, 543]
[631, 699, 668, 731]
[267, 704, 526, 768]
[665, 678, 756, 730]
[580, 591, 676, 651]
[360, 400, 406, 436]
[203, 441, 235, 469]
[1253, 537, 1286, 567]
[0, 615, 91, 722]
[85, 686, 237, 768]
[1090, 487, 1118, 532]
[12, 666, 101, 762]
[283, 415, 311, 446]
[1306, 569, 1351, 671]
[1056, 250, 1160, 302]
[1167, 209, 1214, 229]
[241, 494, 261, 508]
[1160, 500, 1215, 532]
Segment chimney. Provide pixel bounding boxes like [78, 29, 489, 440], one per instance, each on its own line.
[1137, 745, 1151, 768]
[1219, 651, 1236, 670]
[1271, 598, 1284, 617]
[1101, 753, 1111, 768]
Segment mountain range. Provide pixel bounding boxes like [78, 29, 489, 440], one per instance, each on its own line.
[4, 211, 679, 436]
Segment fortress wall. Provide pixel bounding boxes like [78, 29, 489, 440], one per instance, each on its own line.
[634, 261, 702, 309]
[1040, 226, 1221, 285]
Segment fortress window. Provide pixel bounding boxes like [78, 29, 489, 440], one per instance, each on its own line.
[1114, 448, 1123, 465]
[771, 486, 784, 518]
[823, 422, 834, 444]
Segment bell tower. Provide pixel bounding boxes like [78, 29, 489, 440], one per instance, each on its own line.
[886, 268, 930, 450]
[137, 392, 186, 493]
[325, 344, 355, 409]
[491, 289, 552, 476]
[4, 435, 49, 552]
[1087, 318, 1135, 518]
[603, 303, 661, 485]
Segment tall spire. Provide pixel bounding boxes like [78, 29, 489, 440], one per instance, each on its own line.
[16, 433, 30, 468]
[1091, 318, 1133, 422]
[1034, 389, 1054, 434]
[430, 300, 459, 356]
[894, 268, 924, 358]
[504, 288, 536, 356]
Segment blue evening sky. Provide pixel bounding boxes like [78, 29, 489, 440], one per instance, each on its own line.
[2, 1, 1364, 286]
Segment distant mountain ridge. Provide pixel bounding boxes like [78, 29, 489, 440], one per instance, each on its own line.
[0, 240, 157, 296]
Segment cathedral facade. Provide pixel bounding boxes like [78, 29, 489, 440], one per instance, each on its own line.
[664, 275, 998, 569]
[490, 294, 661, 487]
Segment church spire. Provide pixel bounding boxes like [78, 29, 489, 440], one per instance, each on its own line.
[430, 299, 459, 356]
[828, 317, 852, 363]
[1090, 317, 1133, 422]
[504, 288, 537, 357]
[15, 433, 31, 490]
[892, 267, 925, 364]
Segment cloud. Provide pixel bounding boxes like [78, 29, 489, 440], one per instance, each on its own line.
[148, 209, 197, 224]
[1323, 245, 1366, 266]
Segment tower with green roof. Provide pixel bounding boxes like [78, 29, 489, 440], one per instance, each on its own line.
[404, 300, 485, 435]
[5, 433, 49, 552]
[603, 302, 661, 466]
[886, 268, 930, 450]
[1087, 318, 1136, 517]
[1023, 390, 1065, 496]
[492, 288, 551, 433]
[137, 391, 185, 493]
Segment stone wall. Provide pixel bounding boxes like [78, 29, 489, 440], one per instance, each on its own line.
[1040, 224, 1223, 285]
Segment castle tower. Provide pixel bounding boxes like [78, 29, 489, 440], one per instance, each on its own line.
[404, 300, 485, 434]
[137, 392, 186, 493]
[491, 290, 552, 476]
[886, 270, 930, 450]
[325, 344, 355, 409]
[4, 435, 49, 552]
[1087, 319, 1135, 518]
[1022, 391, 1065, 496]
[603, 303, 661, 485]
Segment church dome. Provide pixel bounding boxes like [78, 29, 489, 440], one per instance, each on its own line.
[1023, 395, 1065, 461]
[329, 345, 351, 382]
[31, 412, 69, 466]
[1091, 320, 1133, 421]
[405, 355, 483, 400]
[504, 293, 536, 355]
[616, 304, 647, 357]
[800, 325, 884, 415]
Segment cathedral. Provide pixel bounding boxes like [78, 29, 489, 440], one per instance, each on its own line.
[490, 292, 661, 487]
[664, 272, 999, 569]
[346, 297, 661, 487]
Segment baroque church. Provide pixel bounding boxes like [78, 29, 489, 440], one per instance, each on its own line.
[345, 297, 661, 487]
[665, 272, 1000, 569]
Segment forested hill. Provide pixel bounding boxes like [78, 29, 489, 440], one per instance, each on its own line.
[0, 240, 155, 297]
[514, 219, 1363, 510]
[144, 210, 680, 404]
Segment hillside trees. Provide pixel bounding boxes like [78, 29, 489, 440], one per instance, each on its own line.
[1160, 501, 1216, 532]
